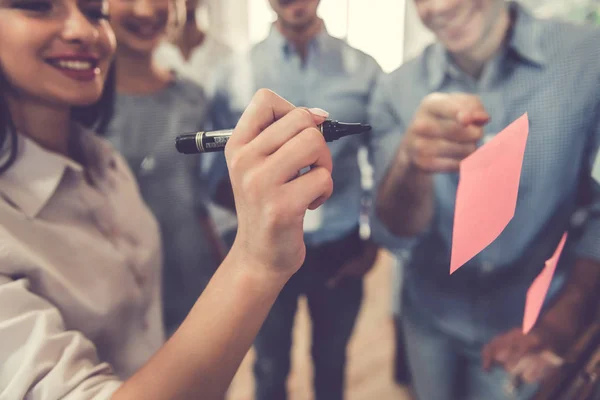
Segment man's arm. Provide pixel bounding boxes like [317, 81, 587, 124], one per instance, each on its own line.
[376, 144, 435, 237]
[369, 80, 488, 239]
[366, 71, 434, 238]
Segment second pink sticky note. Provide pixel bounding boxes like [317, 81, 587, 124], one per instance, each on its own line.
[450, 113, 529, 274]
[522, 233, 568, 334]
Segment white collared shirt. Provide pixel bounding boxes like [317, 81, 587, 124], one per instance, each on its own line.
[0, 126, 164, 399]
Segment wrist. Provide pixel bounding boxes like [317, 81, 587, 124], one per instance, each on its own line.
[224, 246, 293, 292]
[398, 141, 436, 182]
[536, 302, 587, 353]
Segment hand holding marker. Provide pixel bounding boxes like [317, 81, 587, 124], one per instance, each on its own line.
[175, 119, 371, 154]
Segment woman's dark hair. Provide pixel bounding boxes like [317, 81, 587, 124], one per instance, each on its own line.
[0, 62, 116, 174]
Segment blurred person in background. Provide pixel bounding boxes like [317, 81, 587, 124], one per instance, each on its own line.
[369, 0, 600, 399]
[153, 0, 233, 99]
[208, 0, 382, 398]
[105, 0, 224, 336]
[155, 0, 237, 250]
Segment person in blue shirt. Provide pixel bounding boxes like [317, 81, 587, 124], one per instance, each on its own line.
[369, 0, 600, 399]
[208, 1, 382, 398]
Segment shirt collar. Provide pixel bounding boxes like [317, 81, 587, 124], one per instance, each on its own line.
[426, 1, 547, 91]
[266, 20, 334, 60]
[0, 123, 113, 218]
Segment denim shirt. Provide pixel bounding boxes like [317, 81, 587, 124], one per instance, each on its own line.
[368, 2, 600, 344]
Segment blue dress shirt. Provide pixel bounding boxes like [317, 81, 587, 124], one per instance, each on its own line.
[369, 2, 600, 344]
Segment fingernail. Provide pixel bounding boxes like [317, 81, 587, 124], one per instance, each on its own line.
[308, 107, 329, 118]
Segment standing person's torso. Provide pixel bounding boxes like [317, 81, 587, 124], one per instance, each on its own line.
[373, 4, 600, 343]
[106, 77, 209, 222]
[213, 27, 381, 246]
[105, 77, 221, 332]
[107, 77, 220, 334]
[0, 126, 164, 383]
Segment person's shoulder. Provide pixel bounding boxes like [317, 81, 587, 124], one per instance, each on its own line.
[538, 17, 600, 62]
[0, 209, 34, 276]
[169, 75, 208, 104]
[85, 130, 144, 190]
[384, 44, 432, 85]
[332, 36, 381, 71]
[248, 37, 271, 60]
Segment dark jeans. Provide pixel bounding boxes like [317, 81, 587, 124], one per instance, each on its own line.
[253, 229, 365, 400]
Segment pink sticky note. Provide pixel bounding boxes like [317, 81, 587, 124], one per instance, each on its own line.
[522, 233, 568, 334]
[450, 113, 529, 274]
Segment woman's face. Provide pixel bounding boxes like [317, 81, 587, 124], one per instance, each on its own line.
[109, 0, 169, 56]
[0, 0, 115, 107]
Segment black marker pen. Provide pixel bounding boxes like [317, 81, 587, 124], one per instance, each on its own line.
[175, 120, 371, 154]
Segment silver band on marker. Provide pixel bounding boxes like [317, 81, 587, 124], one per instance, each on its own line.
[196, 131, 205, 152]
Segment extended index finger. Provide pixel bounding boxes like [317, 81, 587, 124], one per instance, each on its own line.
[423, 93, 490, 125]
[227, 89, 295, 150]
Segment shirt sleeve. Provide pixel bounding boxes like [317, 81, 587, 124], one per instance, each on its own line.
[0, 275, 122, 400]
[366, 72, 416, 255]
[574, 95, 600, 262]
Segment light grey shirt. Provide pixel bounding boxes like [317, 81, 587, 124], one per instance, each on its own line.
[0, 126, 164, 398]
[105, 77, 220, 332]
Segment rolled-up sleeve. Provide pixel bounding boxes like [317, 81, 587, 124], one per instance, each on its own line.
[367, 73, 415, 255]
[574, 97, 600, 262]
[0, 275, 122, 400]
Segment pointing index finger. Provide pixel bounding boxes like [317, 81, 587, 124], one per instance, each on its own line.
[424, 93, 490, 126]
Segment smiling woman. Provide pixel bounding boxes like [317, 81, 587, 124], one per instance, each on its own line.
[0, 0, 335, 397]
[0, 0, 116, 171]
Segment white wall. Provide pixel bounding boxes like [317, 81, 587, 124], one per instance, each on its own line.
[402, 0, 434, 62]
[207, 0, 250, 51]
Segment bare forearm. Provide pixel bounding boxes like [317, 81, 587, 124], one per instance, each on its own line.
[113, 252, 288, 400]
[376, 146, 434, 237]
[537, 257, 600, 351]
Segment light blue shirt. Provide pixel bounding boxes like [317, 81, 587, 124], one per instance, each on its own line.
[208, 26, 382, 246]
[368, 2, 600, 344]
